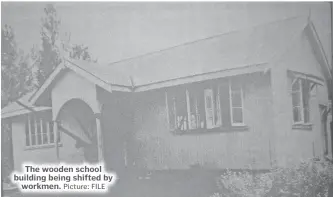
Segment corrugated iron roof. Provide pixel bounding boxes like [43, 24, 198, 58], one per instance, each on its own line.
[66, 16, 308, 87]
[2, 16, 311, 118]
[1, 92, 51, 119]
[107, 16, 308, 86]
[65, 59, 132, 87]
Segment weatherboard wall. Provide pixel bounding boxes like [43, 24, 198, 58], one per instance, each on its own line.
[129, 73, 274, 170]
[270, 33, 328, 167]
[10, 113, 81, 172]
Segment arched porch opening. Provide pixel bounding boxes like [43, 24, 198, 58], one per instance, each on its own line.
[56, 98, 98, 163]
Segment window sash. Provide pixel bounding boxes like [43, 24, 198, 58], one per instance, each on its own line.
[229, 81, 244, 126]
[36, 118, 42, 145]
[25, 115, 57, 147]
[291, 79, 310, 124]
[292, 79, 304, 124]
[302, 81, 310, 123]
[186, 89, 201, 130]
[204, 89, 214, 129]
[204, 88, 222, 129]
[27, 116, 32, 146]
[214, 87, 222, 127]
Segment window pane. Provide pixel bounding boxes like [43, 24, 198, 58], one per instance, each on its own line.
[304, 107, 310, 123]
[30, 117, 36, 145]
[175, 90, 187, 130]
[231, 91, 242, 107]
[175, 91, 187, 115]
[219, 83, 232, 127]
[189, 114, 197, 129]
[206, 95, 212, 109]
[292, 92, 301, 107]
[49, 122, 54, 143]
[189, 95, 199, 129]
[57, 131, 61, 143]
[36, 119, 42, 145]
[293, 107, 302, 122]
[31, 135, 36, 146]
[302, 81, 310, 123]
[205, 89, 214, 128]
[214, 87, 222, 126]
[170, 106, 176, 130]
[25, 117, 30, 146]
[197, 92, 206, 129]
[232, 108, 243, 124]
[231, 82, 242, 92]
[177, 115, 187, 131]
[42, 121, 48, 144]
[206, 111, 214, 128]
[292, 79, 300, 91]
[168, 96, 176, 130]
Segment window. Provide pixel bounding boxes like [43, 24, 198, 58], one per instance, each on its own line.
[229, 81, 244, 126]
[204, 87, 222, 129]
[167, 88, 205, 131]
[186, 89, 202, 130]
[25, 115, 60, 148]
[166, 79, 244, 133]
[291, 78, 310, 124]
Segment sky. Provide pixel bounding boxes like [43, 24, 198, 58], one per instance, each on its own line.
[1, 2, 332, 65]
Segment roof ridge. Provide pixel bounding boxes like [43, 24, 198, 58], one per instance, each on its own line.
[108, 15, 308, 67]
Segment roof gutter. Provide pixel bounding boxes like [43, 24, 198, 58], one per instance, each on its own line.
[134, 63, 268, 92]
[2, 106, 51, 119]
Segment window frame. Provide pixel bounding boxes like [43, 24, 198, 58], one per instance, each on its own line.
[229, 80, 245, 126]
[204, 87, 222, 129]
[291, 79, 304, 124]
[165, 79, 246, 134]
[25, 114, 60, 149]
[291, 78, 311, 125]
[186, 89, 201, 130]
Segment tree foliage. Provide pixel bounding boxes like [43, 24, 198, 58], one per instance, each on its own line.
[35, 4, 97, 86]
[2, 4, 97, 108]
[69, 44, 97, 62]
[1, 25, 33, 108]
[36, 4, 62, 86]
[1, 25, 33, 181]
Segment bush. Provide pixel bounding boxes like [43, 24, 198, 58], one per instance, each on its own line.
[212, 158, 333, 197]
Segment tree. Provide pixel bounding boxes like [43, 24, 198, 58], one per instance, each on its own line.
[1, 25, 33, 182]
[66, 43, 97, 62]
[1, 25, 33, 108]
[36, 4, 97, 86]
[61, 32, 97, 62]
[37, 4, 62, 86]
[70, 44, 97, 62]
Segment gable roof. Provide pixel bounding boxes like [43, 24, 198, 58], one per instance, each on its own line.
[28, 58, 133, 104]
[4, 16, 330, 119]
[2, 92, 51, 119]
[305, 21, 332, 83]
[27, 16, 329, 105]
[65, 59, 132, 87]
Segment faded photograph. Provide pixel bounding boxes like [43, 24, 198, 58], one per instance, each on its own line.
[1, 2, 333, 197]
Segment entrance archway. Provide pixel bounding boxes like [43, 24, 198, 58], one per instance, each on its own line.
[56, 98, 98, 163]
